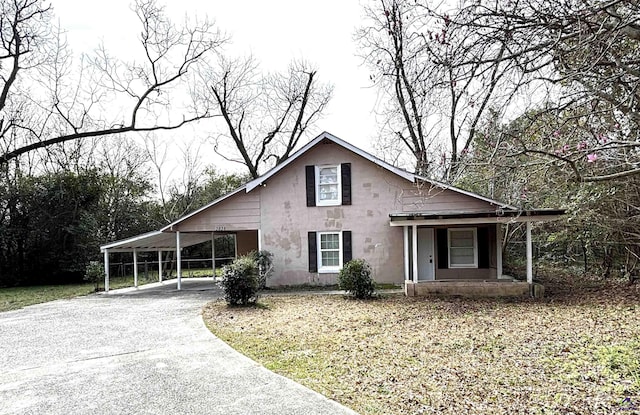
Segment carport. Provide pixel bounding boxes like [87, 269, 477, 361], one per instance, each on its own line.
[101, 185, 261, 292]
[100, 230, 219, 292]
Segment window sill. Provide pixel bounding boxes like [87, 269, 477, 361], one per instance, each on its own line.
[316, 200, 340, 207]
[318, 267, 340, 274]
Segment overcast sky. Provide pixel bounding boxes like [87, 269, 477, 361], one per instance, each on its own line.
[53, 0, 381, 177]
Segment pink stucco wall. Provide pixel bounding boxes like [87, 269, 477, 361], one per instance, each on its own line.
[258, 141, 496, 286]
[170, 140, 499, 287]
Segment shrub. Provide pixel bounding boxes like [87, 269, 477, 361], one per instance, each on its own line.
[247, 250, 274, 289]
[338, 259, 376, 299]
[84, 261, 104, 292]
[220, 255, 260, 306]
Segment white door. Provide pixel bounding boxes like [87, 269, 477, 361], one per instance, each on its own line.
[417, 228, 435, 281]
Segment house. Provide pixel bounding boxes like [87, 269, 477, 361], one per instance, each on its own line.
[100, 132, 563, 296]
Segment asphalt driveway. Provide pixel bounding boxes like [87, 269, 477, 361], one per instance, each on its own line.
[0, 279, 356, 415]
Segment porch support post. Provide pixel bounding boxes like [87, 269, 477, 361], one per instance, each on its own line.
[211, 232, 216, 278]
[104, 250, 110, 293]
[526, 222, 533, 284]
[258, 229, 262, 251]
[158, 250, 163, 282]
[133, 248, 138, 288]
[176, 231, 182, 290]
[403, 226, 409, 281]
[496, 224, 503, 278]
[412, 225, 418, 283]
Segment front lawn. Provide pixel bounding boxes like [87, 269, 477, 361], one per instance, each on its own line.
[203, 278, 640, 414]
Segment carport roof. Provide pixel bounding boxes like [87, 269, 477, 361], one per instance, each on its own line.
[100, 230, 214, 252]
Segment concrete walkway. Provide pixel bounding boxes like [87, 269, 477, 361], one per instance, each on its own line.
[0, 279, 357, 415]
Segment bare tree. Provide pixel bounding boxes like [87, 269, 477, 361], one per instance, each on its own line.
[358, 0, 515, 180]
[207, 57, 333, 179]
[445, 0, 640, 183]
[0, 0, 225, 165]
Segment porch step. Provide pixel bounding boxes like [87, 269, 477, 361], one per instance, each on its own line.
[405, 280, 541, 298]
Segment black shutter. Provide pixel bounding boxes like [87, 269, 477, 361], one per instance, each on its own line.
[478, 227, 489, 269]
[343, 231, 352, 263]
[341, 163, 351, 205]
[437, 228, 448, 269]
[305, 166, 316, 207]
[308, 231, 317, 272]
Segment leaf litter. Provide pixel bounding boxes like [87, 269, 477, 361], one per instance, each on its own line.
[203, 276, 640, 414]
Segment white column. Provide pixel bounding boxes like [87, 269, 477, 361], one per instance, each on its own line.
[176, 231, 182, 290]
[133, 249, 138, 288]
[412, 225, 418, 283]
[403, 226, 409, 281]
[104, 250, 110, 293]
[496, 224, 503, 278]
[158, 250, 163, 282]
[211, 233, 216, 278]
[526, 222, 533, 284]
[257, 229, 262, 251]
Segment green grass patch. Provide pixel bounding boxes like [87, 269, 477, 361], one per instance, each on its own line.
[0, 271, 199, 312]
[0, 283, 96, 312]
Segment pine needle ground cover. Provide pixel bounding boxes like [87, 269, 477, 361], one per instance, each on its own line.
[203, 278, 640, 414]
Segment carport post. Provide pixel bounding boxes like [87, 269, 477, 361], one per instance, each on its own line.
[133, 248, 138, 288]
[104, 250, 110, 293]
[526, 222, 533, 284]
[496, 224, 503, 278]
[412, 225, 418, 283]
[158, 250, 163, 282]
[176, 231, 182, 290]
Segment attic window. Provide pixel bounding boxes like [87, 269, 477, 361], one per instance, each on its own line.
[305, 163, 351, 207]
[316, 165, 341, 206]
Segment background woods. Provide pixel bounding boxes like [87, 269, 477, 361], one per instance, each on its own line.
[1, 0, 639, 286]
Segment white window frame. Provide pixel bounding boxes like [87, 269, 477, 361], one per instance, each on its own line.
[315, 165, 341, 206]
[448, 227, 478, 268]
[317, 231, 343, 273]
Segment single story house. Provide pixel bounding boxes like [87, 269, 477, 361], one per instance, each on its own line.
[100, 132, 563, 296]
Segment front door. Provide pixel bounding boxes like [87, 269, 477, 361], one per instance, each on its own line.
[417, 228, 435, 281]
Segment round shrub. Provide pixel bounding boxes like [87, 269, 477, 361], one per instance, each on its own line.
[220, 256, 260, 306]
[338, 258, 376, 299]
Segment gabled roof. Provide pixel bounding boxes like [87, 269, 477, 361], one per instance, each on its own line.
[246, 131, 515, 209]
[245, 131, 415, 191]
[160, 131, 519, 232]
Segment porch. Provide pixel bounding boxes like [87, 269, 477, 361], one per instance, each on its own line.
[390, 209, 563, 297]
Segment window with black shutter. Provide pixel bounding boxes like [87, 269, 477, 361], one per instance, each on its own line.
[305, 164, 352, 207]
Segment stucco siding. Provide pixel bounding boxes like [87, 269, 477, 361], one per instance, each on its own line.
[173, 191, 261, 232]
[260, 141, 408, 286]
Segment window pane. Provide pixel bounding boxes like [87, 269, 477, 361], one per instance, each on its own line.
[319, 167, 338, 184]
[320, 233, 339, 249]
[322, 251, 339, 266]
[450, 230, 474, 247]
[450, 247, 474, 265]
[319, 184, 338, 201]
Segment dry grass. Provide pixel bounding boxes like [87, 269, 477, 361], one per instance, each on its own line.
[203, 276, 640, 414]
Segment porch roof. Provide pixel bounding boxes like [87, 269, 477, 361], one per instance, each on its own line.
[389, 208, 565, 226]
